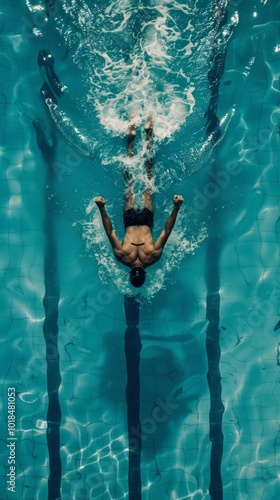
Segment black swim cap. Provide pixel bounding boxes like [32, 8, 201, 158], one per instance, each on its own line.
[130, 267, 146, 288]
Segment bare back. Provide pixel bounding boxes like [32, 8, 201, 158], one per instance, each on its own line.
[114, 225, 162, 267]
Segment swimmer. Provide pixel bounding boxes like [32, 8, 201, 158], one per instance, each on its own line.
[95, 116, 184, 288]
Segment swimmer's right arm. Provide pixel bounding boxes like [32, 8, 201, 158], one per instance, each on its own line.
[153, 195, 184, 252]
[95, 197, 124, 254]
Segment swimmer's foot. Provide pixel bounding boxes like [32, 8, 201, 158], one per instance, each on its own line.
[128, 113, 137, 157]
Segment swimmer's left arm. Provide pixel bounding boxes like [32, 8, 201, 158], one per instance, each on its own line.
[95, 197, 123, 252]
[153, 195, 183, 251]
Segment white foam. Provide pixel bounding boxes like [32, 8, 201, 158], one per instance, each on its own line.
[76, 2, 197, 145]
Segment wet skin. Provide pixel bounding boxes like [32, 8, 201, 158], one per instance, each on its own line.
[95, 196, 183, 271]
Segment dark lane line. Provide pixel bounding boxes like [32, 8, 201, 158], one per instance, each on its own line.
[124, 295, 142, 500]
[204, 4, 230, 498]
[34, 69, 62, 498]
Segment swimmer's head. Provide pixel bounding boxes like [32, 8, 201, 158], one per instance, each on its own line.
[130, 267, 146, 288]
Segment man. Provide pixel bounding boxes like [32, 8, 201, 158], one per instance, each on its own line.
[95, 117, 184, 287]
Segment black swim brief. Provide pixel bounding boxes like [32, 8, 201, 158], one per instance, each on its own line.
[123, 208, 154, 229]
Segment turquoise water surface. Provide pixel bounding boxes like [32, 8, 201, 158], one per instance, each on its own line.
[1, 0, 280, 499]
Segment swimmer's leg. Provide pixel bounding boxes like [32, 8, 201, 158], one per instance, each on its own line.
[143, 114, 153, 210]
[124, 169, 134, 211]
[143, 156, 153, 212]
[144, 114, 153, 182]
[127, 114, 137, 157]
[144, 113, 153, 151]
[143, 181, 153, 212]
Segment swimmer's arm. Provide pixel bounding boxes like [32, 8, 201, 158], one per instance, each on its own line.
[97, 205, 123, 252]
[153, 196, 183, 252]
[153, 206, 180, 251]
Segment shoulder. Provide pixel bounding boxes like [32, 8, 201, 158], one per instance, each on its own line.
[114, 247, 132, 263]
[114, 247, 125, 258]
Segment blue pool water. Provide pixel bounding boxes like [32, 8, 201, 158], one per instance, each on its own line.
[1, 0, 280, 498]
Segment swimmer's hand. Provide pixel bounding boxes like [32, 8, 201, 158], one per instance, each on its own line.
[173, 195, 184, 209]
[94, 196, 106, 209]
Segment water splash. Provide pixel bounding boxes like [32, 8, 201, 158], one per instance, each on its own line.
[57, 0, 197, 144]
